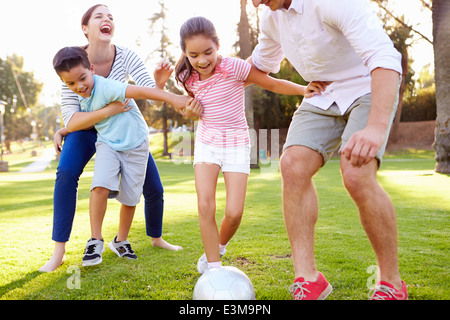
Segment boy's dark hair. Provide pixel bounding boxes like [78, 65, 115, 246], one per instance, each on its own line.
[53, 46, 90, 75]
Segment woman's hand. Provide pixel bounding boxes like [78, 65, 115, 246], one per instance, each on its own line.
[53, 127, 69, 155]
[154, 58, 174, 89]
[103, 98, 133, 117]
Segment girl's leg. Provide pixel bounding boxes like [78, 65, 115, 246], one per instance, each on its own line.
[195, 163, 221, 263]
[89, 187, 110, 240]
[219, 172, 248, 246]
[117, 204, 136, 242]
[39, 129, 97, 272]
[142, 152, 182, 250]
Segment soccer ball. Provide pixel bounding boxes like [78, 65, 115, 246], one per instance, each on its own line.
[193, 266, 255, 300]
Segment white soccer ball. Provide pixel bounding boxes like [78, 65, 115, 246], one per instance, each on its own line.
[193, 266, 255, 300]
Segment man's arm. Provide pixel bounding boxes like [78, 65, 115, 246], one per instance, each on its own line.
[341, 68, 399, 167]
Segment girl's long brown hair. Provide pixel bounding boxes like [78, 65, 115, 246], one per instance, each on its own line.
[175, 16, 220, 97]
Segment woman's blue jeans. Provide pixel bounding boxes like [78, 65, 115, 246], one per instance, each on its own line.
[52, 129, 164, 242]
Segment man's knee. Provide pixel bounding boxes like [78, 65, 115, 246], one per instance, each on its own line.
[280, 146, 322, 182]
[341, 160, 378, 197]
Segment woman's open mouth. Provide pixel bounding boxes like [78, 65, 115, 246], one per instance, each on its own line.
[100, 25, 112, 35]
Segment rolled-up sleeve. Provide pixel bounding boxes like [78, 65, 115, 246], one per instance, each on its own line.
[251, 11, 285, 74]
[61, 83, 81, 126]
[323, 0, 402, 75]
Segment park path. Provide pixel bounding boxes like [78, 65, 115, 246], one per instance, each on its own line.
[19, 147, 56, 173]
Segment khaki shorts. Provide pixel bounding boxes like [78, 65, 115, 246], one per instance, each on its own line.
[92, 138, 149, 206]
[283, 93, 398, 166]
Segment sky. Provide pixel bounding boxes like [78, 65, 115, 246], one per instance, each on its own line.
[0, 0, 433, 106]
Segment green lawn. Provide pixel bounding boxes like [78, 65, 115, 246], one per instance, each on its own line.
[0, 140, 448, 301]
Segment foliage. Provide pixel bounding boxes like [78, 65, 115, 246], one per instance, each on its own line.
[140, 1, 191, 132]
[401, 86, 437, 122]
[0, 55, 43, 142]
[253, 59, 307, 129]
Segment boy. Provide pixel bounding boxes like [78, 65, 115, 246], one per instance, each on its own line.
[53, 46, 190, 266]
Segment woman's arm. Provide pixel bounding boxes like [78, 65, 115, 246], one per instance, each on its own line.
[53, 127, 69, 155]
[153, 58, 174, 89]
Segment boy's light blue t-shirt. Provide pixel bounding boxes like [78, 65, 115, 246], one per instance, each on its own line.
[79, 75, 148, 151]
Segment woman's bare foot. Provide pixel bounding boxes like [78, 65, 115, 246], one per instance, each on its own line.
[151, 237, 183, 251]
[38, 242, 66, 272]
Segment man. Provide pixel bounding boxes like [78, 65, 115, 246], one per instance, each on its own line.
[250, 0, 407, 300]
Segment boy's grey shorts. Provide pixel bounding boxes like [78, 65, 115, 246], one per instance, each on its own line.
[283, 93, 398, 166]
[91, 138, 149, 206]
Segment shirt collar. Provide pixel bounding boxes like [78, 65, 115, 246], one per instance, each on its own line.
[187, 58, 229, 87]
[287, 0, 303, 13]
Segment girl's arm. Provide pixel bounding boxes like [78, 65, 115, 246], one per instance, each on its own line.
[246, 65, 326, 97]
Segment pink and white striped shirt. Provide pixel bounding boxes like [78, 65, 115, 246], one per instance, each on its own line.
[183, 57, 252, 148]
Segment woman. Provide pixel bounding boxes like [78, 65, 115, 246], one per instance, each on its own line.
[39, 4, 197, 272]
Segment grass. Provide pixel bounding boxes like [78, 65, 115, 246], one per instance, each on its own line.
[0, 137, 448, 301]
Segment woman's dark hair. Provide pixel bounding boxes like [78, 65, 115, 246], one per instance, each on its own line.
[175, 16, 220, 96]
[81, 4, 109, 39]
[53, 46, 91, 75]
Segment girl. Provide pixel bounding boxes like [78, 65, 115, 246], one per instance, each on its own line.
[39, 4, 199, 272]
[174, 16, 326, 273]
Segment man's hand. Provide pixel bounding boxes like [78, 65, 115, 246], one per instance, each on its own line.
[341, 124, 385, 167]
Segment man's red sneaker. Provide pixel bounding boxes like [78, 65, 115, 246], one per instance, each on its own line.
[370, 280, 408, 300]
[289, 272, 332, 300]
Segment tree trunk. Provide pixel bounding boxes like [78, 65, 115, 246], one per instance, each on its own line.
[239, 0, 259, 168]
[389, 48, 408, 143]
[162, 103, 170, 157]
[432, 0, 450, 173]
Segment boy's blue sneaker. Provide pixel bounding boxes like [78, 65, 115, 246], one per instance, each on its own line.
[82, 238, 105, 266]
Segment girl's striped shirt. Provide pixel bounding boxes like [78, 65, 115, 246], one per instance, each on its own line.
[183, 57, 252, 148]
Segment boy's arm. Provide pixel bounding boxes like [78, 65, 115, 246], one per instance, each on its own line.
[125, 85, 190, 111]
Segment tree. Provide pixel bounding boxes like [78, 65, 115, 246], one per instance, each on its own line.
[237, 0, 260, 167]
[144, 1, 188, 157]
[372, 0, 448, 173]
[0, 55, 42, 150]
[432, 0, 450, 173]
[371, 0, 416, 143]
